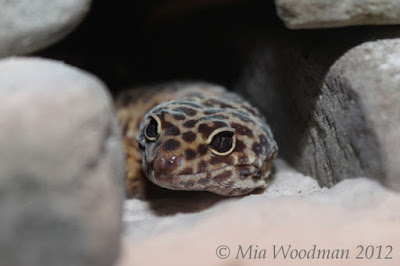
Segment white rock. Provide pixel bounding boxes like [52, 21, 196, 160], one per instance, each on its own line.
[275, 0, 400, 29]
[0, 57, 124, 266]
[0, 0, 91, 57]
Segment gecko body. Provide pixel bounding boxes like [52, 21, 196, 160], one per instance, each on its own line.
[116, 82, 277, 198]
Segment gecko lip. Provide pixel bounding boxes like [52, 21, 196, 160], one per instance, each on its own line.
[146, 164, 260, 188]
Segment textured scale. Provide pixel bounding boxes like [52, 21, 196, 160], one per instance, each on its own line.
[115, 82, 278, 199]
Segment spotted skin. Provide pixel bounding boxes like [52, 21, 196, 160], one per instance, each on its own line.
[115, 82, 277, 198]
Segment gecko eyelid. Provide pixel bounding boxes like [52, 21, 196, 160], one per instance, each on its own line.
[144, 116, 159, 141]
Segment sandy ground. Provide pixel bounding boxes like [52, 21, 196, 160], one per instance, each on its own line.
[116, 159, 400, 266]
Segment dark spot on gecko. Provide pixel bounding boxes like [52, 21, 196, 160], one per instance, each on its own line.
[173, 113, 185, 120]
[198, 124, 213, 139]
[198, 160, 207, 172]
[185, 149, 197, 160]
[198, 121, 228, 139]
[232, 123, 253, 137]
[232, 112, 254, 123]
[260, 135, 268, 145]
[182, 131, 196, 143]
[163, 122, 180, 136]
[173, 107, 197, 116]
[214, 170, 232, 183]
[210, 156, 233, 165]
[234, 139, 246, 152]
[226, 156, 234, 165]
[252, 171, 262, 181]
[237, 166, 252, 179]
[252, 143, 263, 156]
[219, 102, 234, 109]
[198, 176, 211, 185]
[259, 135, 271, 152]
[209, 156, 221, 165]
[197, 144, 208, 155]
[226, 181, 235, 188]
[238, 155, 249, 164]
[214, 121, 228, 127]
[203, 99, 216, 107]
[163, 139, 180, 151]
[183, 119, 198, 128]
[181, 168, 193, 175]
[203, 109, 223, 115]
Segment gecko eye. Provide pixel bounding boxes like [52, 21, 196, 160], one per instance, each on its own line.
[144, 116, 159, 141]
[209, 130, 236, 156]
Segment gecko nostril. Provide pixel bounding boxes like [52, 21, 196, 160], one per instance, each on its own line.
[153, 155, 183, 173]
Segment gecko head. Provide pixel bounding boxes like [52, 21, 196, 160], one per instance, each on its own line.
[136, 96, 278, 196]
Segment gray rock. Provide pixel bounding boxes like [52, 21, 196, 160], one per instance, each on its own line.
[234, 20, 400, 191]
[275, 0, 400, 29]
[321, 39, 400, 190]
[0, 57, 125, 266]
[0, 0, 91, 58]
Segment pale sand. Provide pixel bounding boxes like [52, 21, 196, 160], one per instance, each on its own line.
[117, 159, 400, 266]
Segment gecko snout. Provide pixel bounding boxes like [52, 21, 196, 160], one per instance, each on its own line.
[151, 154, 185, 174]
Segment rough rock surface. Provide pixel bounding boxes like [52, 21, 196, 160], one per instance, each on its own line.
[275, 0, 400, 29]
[233, 15, 400, 189]
[118, 159, 400, 266]
[321, 39, 400, 190]
[266, 38, 400, 190]
[0, 0, 91, 58]
[0, 57, 124, 266]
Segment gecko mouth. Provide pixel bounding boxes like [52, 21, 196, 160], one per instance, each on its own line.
[145, 164, 261, 190]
